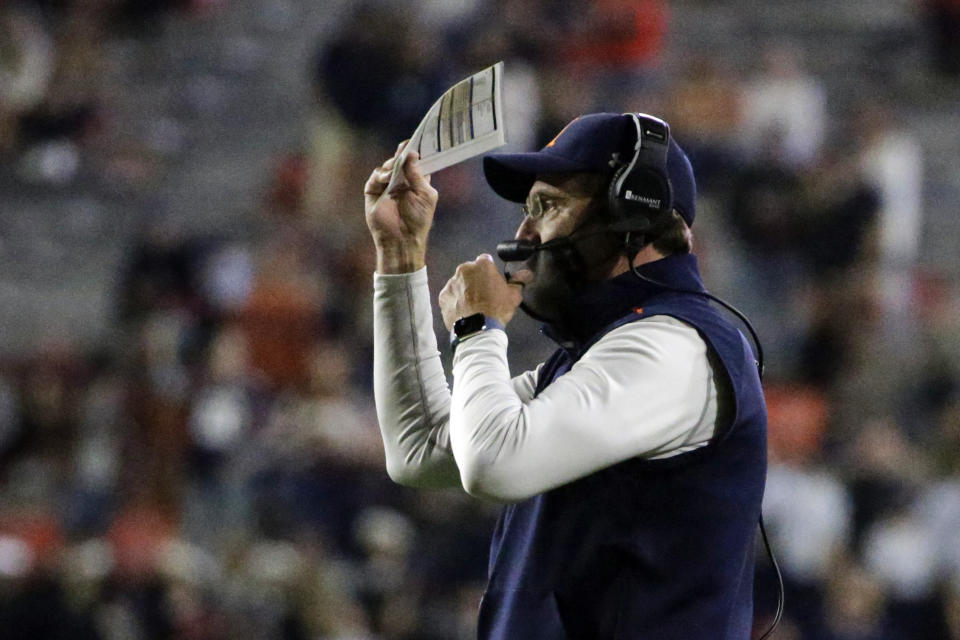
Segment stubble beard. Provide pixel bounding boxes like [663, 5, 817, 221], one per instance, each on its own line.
[517, 229, 625, 325]
[517, 248, 585, 325]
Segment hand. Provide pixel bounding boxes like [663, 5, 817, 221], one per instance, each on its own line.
[364, 142, 438, 274]
[439, 254, 524, 330]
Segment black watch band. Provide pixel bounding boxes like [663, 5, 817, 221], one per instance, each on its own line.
[450, 313, 504, 354]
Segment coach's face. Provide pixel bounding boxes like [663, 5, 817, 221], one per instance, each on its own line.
[509, 173, 618, 323]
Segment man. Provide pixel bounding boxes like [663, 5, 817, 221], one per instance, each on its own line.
[364, 113, 767, 638]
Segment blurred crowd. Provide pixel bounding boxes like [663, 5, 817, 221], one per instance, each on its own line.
[1, 0, 960, 638]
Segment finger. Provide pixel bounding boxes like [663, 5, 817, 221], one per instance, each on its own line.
[476, 253, 494, 263]
[402, 152, 435, 195]
[367, 155, 397, 187]
[365, 162, 398, 194]
[364, 169, 387, 197]
[383, 141, 409, 175]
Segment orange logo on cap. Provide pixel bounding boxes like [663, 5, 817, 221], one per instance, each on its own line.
[546, 117, 580, 148]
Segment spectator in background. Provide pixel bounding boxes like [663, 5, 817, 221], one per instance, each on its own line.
[226, 537, 372, 639]
[795, 143, 879, 387]
[68, 364, 126, 536]
[452, 18, 543, 154]
[117, 216, 205, 322]
[238, 229, 324, 393]
[0, 4, 55, 154]
[0, 534, 101, 640]
[739, 44, 826, 168]
[254, 339, 383, 553]
[897, 270, 959, 440]
[183, 323, 259, 546]
[725, 134, 807, 374]
[313, 2, 447, 145]
[563, 0, 669, 110]
[449, 0, 563, 69]
[797, 143, 879, 283]
[763, 387, 853, 638]
[726, 136, 802, 259]
[127, 309, 194, 506]
[763, 445, 852, 638]
[822, 561, 892, 640]
[914, 458, 960, 588]
[534, 65, 599, 148]
[854, 102, 924, 323]
[667, 56, 744, 189]
[103, 500, 177, 638]
[197, 240, 255, 320]
[862, 500, 951, 640]
[405, 491, 495, 638]
[352, 506, 419, 636]
[16, 1, 104, 184]
[846, 419, 926, 549]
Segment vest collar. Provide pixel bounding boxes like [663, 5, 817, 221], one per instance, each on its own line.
[542, 253, 707, 349]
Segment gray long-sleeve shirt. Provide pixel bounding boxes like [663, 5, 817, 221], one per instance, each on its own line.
[373, 267, 721, 502]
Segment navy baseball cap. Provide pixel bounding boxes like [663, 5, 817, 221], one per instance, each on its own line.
[483, 112, 697, 226]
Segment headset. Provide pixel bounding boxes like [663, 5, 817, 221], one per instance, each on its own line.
[607, 113, 674, 240]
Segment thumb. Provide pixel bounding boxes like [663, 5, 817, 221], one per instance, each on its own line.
[507, 267, 533, 285]
[476, 253, 494, 264]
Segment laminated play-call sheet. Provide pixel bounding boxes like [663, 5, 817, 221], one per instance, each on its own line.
[387, 61, 506, 192]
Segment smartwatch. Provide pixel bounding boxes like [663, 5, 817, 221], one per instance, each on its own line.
[450, 313, 504, 354]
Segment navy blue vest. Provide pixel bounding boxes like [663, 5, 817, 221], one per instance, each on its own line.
[476, 254, 767, 639]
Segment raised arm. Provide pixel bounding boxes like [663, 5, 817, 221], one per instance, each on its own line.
[365, 145, 460, 487]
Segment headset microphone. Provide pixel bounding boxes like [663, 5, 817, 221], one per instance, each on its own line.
[497, 223, 625, 264]
[496, 237, 583, 262]
[498, 235, 589, 286]
[496, 239, 538, 262]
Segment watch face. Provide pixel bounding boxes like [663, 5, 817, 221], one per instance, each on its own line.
[454, 313, 486, 337]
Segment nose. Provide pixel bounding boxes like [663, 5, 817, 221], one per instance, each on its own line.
[515, 216, 541, 243]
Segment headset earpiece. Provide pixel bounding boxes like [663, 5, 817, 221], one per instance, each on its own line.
[607, 114, 674, 237]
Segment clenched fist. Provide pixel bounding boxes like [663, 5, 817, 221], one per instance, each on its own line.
[439, 254, 525, 331]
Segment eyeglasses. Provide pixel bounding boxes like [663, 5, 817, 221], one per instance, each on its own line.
[519, 194, 569, 220]
[520, 192, 596, 221]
